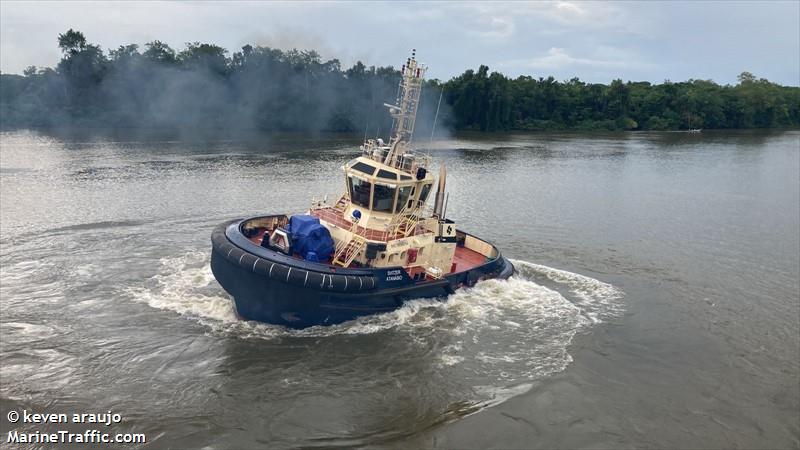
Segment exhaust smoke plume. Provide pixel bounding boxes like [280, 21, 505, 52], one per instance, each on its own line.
[0, 30, 453, 141]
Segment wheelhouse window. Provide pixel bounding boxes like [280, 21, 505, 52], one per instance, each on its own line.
[351, 161, 376, 176]
[377, 169, 397, 180]
[419, 183, 432, 203]
[373, 183, 396, 212]
[348, 176, 372, 208]
[395, 185, 414, 213]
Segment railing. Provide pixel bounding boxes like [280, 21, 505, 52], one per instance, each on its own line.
[361, 140, 390, 162]
[360, 139, 429, 172]
[333, 220, 358, 257]
[311, 203, 431, 243]
[309, 192, 349, 212]
[387, 199, 431, 239]
[333, 193, 348, 211]
[332, 220, 367, 267]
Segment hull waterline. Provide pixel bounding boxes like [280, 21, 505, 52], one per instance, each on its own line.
[211, 219, 514, 329]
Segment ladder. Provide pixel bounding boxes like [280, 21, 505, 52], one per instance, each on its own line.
[388, 201, 425, 238]
[332, 222, 367, 267]
[333, 193, 348, 211]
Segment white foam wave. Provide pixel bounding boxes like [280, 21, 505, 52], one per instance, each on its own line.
[130, 251, 624, 408]
[510, 259, 624, 323]
[127, 251, 239, 326]
[131, 252, 623, 339]
[435, 276, 585, 380]
[129, 250, 626, 415]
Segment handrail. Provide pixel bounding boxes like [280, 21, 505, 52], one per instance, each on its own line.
[388, 199, 429, 238]
[332, 220, 367, 267]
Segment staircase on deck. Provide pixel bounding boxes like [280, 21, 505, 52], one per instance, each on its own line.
[332, 221, 367, 267]
[387, 200, 426, 239]
[333, 194, 348, 212]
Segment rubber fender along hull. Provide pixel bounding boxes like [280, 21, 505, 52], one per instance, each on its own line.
[210, 219, 514, 329]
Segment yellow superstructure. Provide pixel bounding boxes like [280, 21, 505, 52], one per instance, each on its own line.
[309, 50, 458, 279]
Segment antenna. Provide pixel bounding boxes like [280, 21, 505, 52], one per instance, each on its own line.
[430, 89, 443, 142]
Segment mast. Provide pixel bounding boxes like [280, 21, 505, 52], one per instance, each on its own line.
[383, 49, 427, 167]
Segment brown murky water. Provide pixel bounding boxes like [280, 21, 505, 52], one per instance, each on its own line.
[1, 129, 797, 448]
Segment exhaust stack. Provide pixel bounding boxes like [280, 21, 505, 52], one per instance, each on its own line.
[433, 164, 447, 218]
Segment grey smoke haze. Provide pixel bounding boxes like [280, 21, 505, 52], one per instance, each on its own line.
[0, 37, 452, 140]
[1, 1, 798, 85]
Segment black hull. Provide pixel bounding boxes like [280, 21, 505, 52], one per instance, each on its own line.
[210, 218, 514, 329]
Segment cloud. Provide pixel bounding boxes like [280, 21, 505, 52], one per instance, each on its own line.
[501, 47, 596, 70]
[552, 1, 590, 23]
[456, 1, 643, 33]
[0, 1, 796, 85]
[472, 16, 516, 39]
[498, 47, 656, 74]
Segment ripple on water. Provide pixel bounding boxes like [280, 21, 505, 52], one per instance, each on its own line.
[0, 348, 79, 398]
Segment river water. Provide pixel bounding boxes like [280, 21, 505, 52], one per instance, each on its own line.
[1, 129, 797, 449]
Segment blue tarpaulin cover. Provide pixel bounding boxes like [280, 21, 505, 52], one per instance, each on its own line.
[288, 215, 334, 261]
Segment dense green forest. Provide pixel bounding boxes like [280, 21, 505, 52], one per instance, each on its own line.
[2, 30, 798, 133]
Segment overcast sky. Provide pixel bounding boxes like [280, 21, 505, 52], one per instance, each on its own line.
[1, 1, 798, 85]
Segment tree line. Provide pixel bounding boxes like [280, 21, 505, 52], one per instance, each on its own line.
[443, 66, 800, 131]
[1, 29, 798, 133]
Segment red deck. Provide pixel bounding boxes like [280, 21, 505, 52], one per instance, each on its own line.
[451, 246, 488, 273]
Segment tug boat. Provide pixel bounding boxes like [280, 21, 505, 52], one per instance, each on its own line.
[210, 51, 514, 328]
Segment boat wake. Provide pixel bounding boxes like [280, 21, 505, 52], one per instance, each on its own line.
[127, 251, 239, 326]
[129, 252, 623, 412]
[131, 254, 621, 332]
